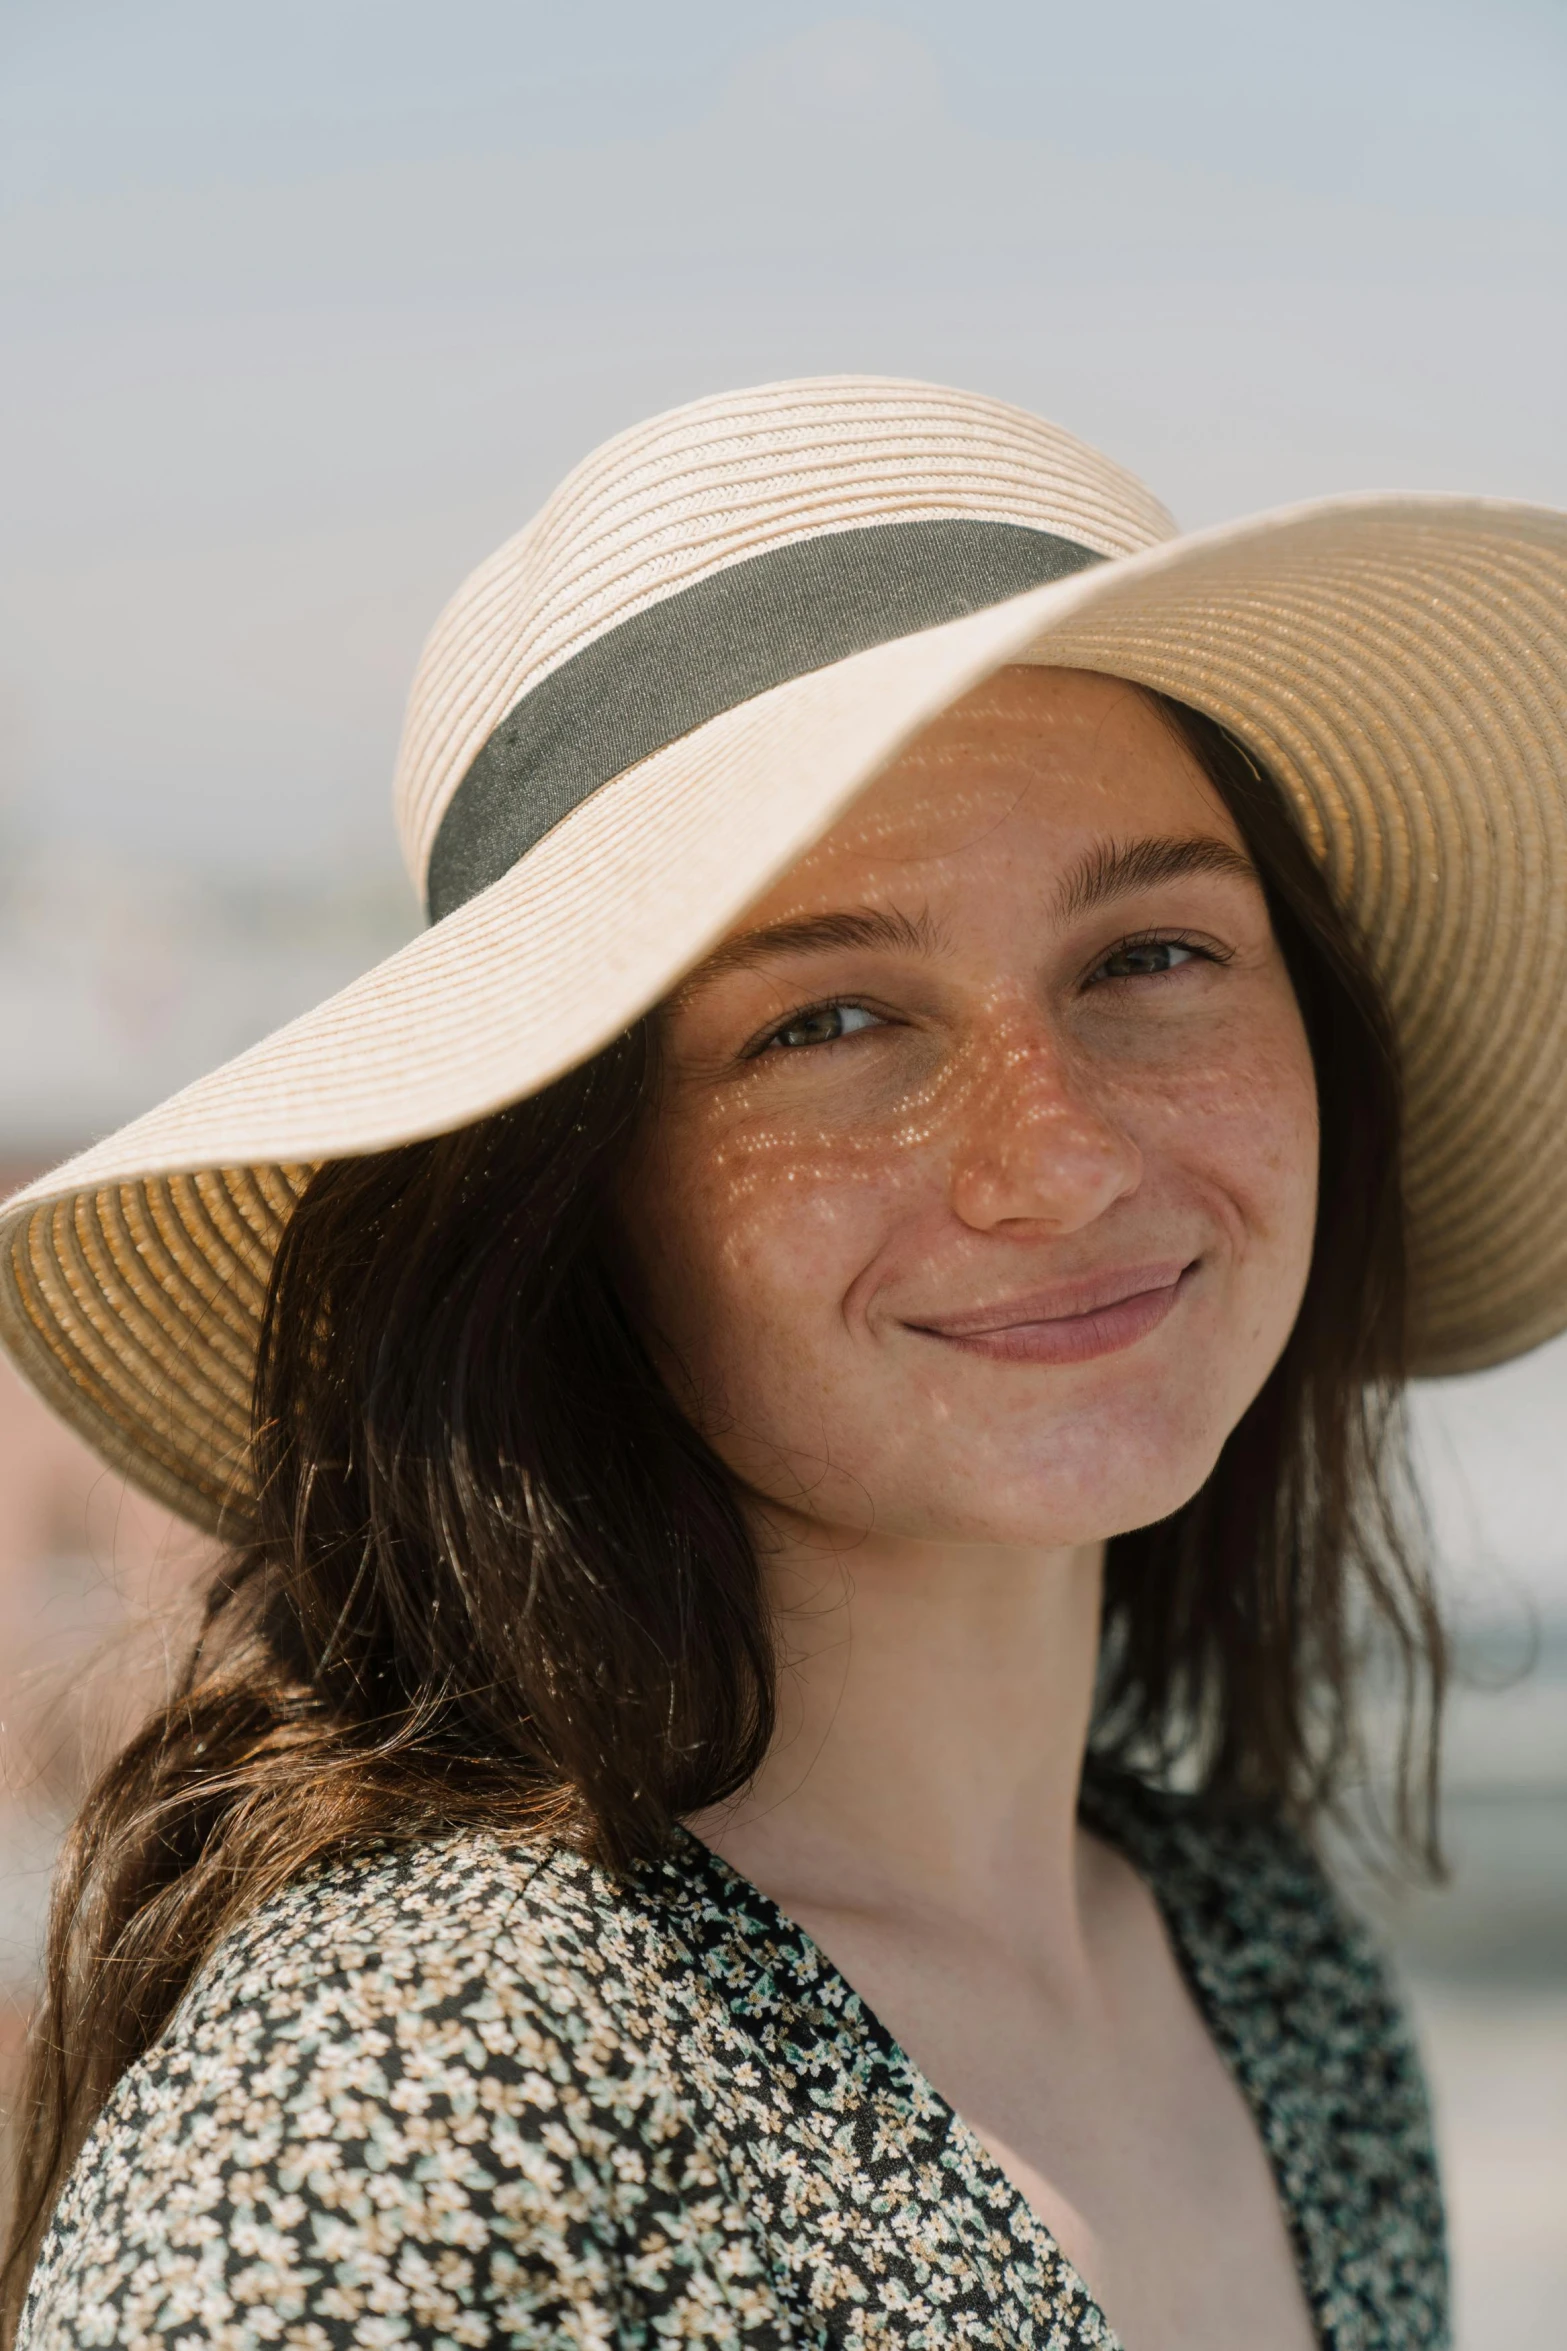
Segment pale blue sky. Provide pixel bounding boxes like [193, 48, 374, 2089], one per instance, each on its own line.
[4, 1, 1563, 214]
[2, 1, 1564, 876]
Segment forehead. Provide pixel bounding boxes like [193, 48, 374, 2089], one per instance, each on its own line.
[752, 667, 1238, 917]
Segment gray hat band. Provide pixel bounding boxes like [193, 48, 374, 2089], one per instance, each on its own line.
[425, 515, 1104, 922]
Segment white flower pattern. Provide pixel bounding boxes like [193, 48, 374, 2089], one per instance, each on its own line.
[19, 1773, 1446, 2349]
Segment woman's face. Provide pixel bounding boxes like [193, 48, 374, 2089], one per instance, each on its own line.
[618, 667, 1319, 1549]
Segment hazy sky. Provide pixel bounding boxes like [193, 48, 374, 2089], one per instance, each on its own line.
[3, 0, 1564, 879]
[4, 3, 1567, 1604]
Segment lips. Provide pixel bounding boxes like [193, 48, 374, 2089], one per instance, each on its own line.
[905, 1261, 1195, 1366]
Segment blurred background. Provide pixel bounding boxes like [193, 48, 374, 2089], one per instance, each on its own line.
[1, 3, 1564, 2339]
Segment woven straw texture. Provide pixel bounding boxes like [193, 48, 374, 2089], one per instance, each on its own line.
[3, 377, 1566, 1531]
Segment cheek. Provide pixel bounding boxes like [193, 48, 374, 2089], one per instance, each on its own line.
[626, 1119, 898, 1404]
[1144, 1005, 1320, 1328]
[1220, 1018, 1319, 1250]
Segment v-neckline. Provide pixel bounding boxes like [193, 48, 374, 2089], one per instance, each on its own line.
[641, 1776, 1328, 2351]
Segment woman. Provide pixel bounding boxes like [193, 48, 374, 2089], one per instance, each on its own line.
[4, 377, 1565, 2349]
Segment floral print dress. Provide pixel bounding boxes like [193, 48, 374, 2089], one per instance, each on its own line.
[19, 1773, 1448, 2349]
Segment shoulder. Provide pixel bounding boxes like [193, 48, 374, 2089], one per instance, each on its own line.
[155, 1827, 659, 2054]
[72, 1831, 680, 2154]
[1087, 1770, 1449, 2338]
[1087, 1766, 1418, 2033]
[22, 1833, 772, 2351]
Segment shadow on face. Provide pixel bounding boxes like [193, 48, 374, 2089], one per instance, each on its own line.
[618, 665, 1319, 1551]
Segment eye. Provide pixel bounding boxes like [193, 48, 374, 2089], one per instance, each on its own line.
[1090, 936, 1206, 984]
[760, 1001, 885, 1053]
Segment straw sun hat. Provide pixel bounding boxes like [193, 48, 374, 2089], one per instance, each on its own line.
[4, 375, 1567, 1532]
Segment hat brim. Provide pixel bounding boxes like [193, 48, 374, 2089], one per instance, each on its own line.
[5, 490, 1567, 1529]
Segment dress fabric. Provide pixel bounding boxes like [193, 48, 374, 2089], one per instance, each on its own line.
[19, 1774, 1448, 2350]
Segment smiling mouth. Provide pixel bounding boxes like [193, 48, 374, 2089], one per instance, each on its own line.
[906, 1262, 1197, 1366]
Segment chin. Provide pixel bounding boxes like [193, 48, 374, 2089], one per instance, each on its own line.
[893, 1425, 1231, 1549]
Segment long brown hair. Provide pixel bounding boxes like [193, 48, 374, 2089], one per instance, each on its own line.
[1, 692, 1441, 2329]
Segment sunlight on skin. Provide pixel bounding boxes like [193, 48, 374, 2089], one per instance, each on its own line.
[616, 667, 1322, 2351]
[622, 665, 1318, 1550]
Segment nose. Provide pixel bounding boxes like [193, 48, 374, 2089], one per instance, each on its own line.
[944, 1021, 1142, 1236]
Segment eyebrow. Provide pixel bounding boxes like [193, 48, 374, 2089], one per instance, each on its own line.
[682, 835, 1257, 995]
[682, 904, 944, 988]
[1053, 833, 1258, 920]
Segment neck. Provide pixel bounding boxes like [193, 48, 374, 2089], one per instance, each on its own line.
[690, 1517, 1106, 1969]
